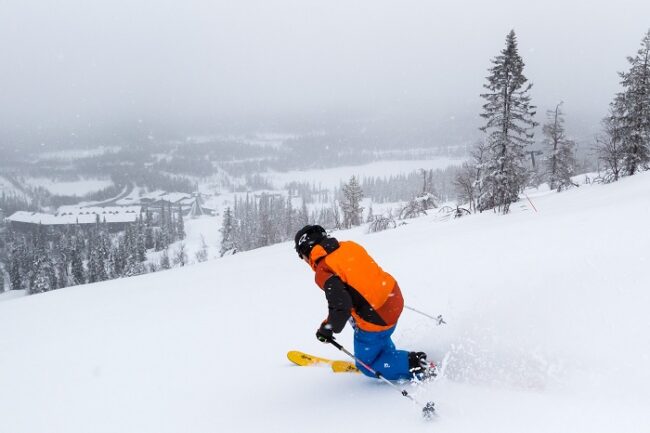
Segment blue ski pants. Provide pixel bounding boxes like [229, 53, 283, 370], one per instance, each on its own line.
[353, 326, 411, 380]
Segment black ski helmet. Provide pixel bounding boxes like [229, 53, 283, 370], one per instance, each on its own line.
[294, 225, 327, 259]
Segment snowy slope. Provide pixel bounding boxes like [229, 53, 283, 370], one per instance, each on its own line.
[1, 173, 650, 433]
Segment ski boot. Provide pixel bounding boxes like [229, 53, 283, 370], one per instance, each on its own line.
[408, 351, 437, 381]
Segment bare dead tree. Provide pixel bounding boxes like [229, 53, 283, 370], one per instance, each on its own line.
[595, 114, 624, 183]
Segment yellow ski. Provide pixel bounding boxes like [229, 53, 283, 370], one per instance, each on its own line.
[287, 351, 359, 373]
[331, 360, 360, 374]
[287, 350, 334, 367]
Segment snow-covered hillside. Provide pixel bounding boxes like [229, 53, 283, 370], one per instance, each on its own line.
[1, 173, 649, 433]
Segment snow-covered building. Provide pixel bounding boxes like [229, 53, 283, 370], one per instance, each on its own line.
[139, 191, 193, 207]
[135, 191, 215, 217]
[7, 206, 142, 232]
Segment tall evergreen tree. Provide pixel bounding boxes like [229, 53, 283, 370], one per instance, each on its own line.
[610, 29, 650, 176]
[9, 245, 23, 290]
[285, 196, 295, 238]
[70, 247, 86, 285]
[153, 229, 165, 252]
[160, 248, 171, 270]
[543, 103, 577, 191]
[176, 206, 185, 240]
[341, 175, 364, 228]
[29, 249, 56, 294]
[55, 254, 67, 289]
[478, 30, 537, 213]
[135, 219, 147, 263]
[144, 210, 155, 249]
[220, 207, 237, 257]
[258, 194, 273, 247]
[160, 202, 171, 247]
[87, 232, 108, 283]
[298, 197, 309, 227]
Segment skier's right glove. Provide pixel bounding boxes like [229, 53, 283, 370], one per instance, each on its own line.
[316, 322, 333, 343]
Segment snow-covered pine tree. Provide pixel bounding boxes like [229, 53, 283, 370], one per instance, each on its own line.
[154, 229, 165, 252]
[543, 102, 577, 191]
[29, 249, 56, 294]
[240, 194, 255, 251]
[341, 175, 364, 228]
[123, 256, 146, 277]
[55, 254, 67, 290]
[106, 245, 118, 279]
[219, 207, 237, 257]
[9, 245, 23, 290]
[55, 230, 73, 287]
[135, 218, 147, 263]
[160, 248, 171, 269]
[610, 29, 650, 176]
[173, 242, 187, 267]
[195, 236, 208, 263]
[176, 206, 185, 240]
[160, 202, 171, 247]
[258, 194, 273, 247]
[478, 30, 537, 213]
[298, 196, 309, 227]
[70, 247, 85, 285]
[94, 217, 110, 281]
[366, 204, 374, 223]
[271, 195, 287, 243]
[121, 224, 140, 277]
[285, 196, 294, 238]
[144, 210, 154, 249]
[168, 203, 178, 243]
[86, 244, 100, 283]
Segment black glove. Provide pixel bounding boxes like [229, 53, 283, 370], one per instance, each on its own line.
[316, 322, 333, 343]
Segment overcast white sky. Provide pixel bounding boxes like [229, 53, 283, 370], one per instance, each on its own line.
[1, 0, 649, 140]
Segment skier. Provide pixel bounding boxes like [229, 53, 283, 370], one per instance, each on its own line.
[294, 224, 434, 380]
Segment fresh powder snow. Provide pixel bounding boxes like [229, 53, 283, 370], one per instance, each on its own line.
[1, 172, 649, 433]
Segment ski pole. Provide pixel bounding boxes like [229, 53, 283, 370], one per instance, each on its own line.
[404, 305, 446, 325]
[327, 337, 436, 419]
[524, 193, 538, 212]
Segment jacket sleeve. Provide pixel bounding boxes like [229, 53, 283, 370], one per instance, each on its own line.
[323, 275, 352, 333]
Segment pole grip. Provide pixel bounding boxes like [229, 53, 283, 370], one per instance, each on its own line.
[328, 338, 343, 351]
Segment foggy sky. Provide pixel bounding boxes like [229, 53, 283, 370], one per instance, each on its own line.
[1, 0, 649, 143]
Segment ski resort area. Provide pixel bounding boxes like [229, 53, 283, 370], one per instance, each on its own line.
[1, 171, 649, 433]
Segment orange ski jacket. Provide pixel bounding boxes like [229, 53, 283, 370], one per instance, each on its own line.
[307, 238, 404, 333]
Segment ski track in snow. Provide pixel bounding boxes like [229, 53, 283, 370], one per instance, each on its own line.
[1, 172, 650, 432]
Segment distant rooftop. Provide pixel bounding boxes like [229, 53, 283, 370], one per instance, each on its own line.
[8, 206, 142, 226]
[139, 191, 192, 204]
